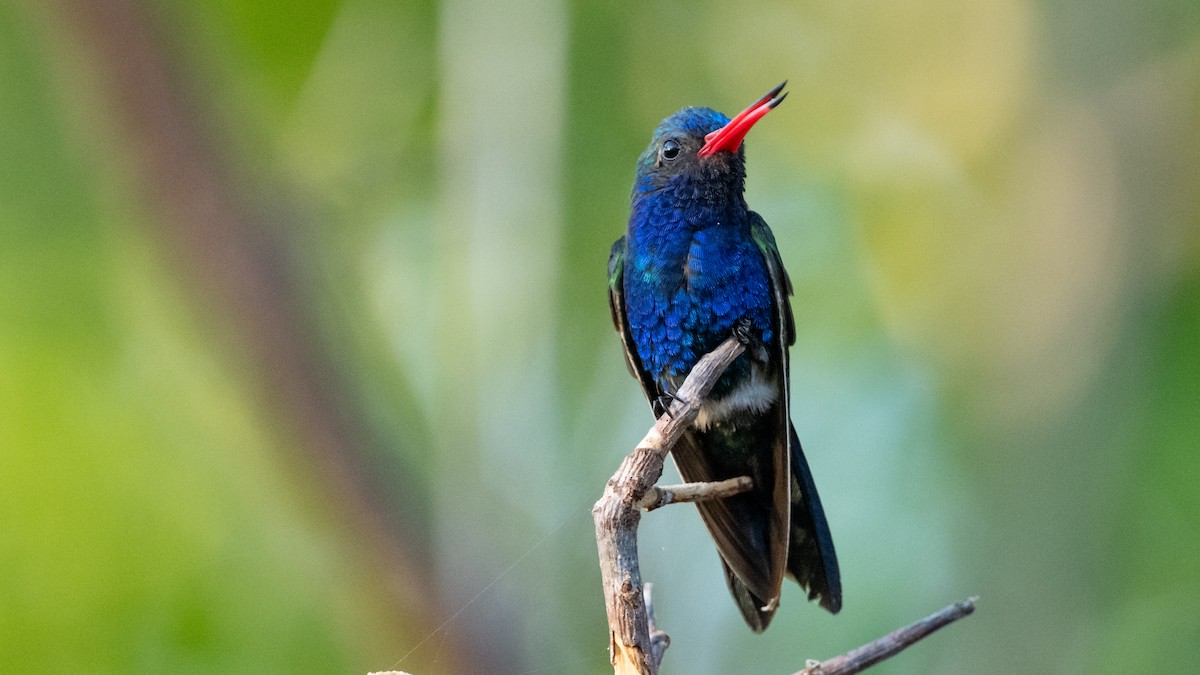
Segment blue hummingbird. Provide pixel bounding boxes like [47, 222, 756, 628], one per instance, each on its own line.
[608, 83, 841, 631]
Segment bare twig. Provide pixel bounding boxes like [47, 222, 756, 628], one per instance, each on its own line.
[592, 336, 745, 675]
[794, 597, 979, 675]
[636, 476, 754, 511]
[642, 584, 669, 668]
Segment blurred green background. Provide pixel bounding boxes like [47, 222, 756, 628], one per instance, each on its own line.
[2, 0, 1198, 673]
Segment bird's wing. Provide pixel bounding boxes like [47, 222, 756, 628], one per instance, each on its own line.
[674, 415, 789, 631]
[749, 212, 795, 347]
[664, 216, 798, 631]
[608, 236, 660, 399]
[751, 212, 842, 615]
[753, 210, 797, 599]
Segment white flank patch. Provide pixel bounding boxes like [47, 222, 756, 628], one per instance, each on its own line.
[694, 366, 778, 431]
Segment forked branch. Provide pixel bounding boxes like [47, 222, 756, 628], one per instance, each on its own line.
[592, 336, 745, 675]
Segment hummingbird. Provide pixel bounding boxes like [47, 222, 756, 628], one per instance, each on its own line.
[607, 82, 841, 631]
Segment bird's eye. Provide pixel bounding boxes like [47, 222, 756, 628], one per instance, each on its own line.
[661, 139, 681, 161]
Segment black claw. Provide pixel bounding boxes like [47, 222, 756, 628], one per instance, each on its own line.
[653, 392, 687, 419]
[732, 317, 756, 345]
[733, 317, 769, 362]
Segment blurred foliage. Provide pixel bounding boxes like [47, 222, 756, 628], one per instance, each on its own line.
[2, 0, 1198, 673]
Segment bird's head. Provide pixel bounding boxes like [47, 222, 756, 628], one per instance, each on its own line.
[633, 82, 787, 197]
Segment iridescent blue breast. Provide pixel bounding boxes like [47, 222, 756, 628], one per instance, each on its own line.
[623, 216, 774, 392]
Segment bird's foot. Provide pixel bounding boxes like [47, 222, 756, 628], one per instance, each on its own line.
[732, 317, 756, 344]
[733, 318, 769, 361]
[653, 392, 688, 419]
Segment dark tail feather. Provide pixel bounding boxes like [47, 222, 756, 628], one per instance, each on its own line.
[787, 425, 842, 614]
[721, 560, 776, 632]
